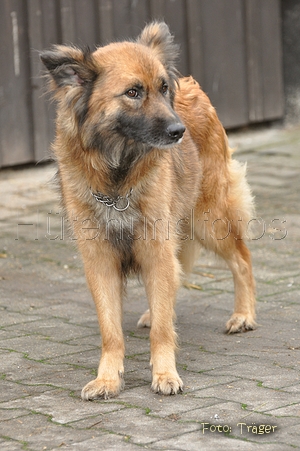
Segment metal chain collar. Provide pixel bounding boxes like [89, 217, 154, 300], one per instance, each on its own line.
[91, 188, 133, 212]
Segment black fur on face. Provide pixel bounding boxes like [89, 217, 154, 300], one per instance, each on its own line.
[81, 101, 184, 183]
[82, 120, 150, 185]
[114, 110, 184, 148]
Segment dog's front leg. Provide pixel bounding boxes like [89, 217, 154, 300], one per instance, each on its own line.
[136, 241, 183, 395]
[79, 241, 125, 400]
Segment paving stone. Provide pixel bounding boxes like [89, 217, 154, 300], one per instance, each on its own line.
[5, 317, 97, 342]
[191, 379, 300, 412]
[0, 379, 57, 403]
[72, 407, 199, 445]
[266, 402, 300, 417]
[0, 335, 94, 361]
[177, 403, 299, 445]
[0, 389, 126, 424]
[0, 409, 31, 421]
[115, 385, 225, 417]
[0, 414, 94, 450]
[151, 430, 295, 451]
[51, 434, 144, 451]
[0, 441, 27, 451]
[205, 360, 300, 390]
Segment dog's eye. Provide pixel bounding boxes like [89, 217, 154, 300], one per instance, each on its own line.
[126, 89, 140, 99]
[161, 83, 169, 95]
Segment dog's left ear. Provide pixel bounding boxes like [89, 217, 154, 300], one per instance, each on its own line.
[137, 22, 179, 73]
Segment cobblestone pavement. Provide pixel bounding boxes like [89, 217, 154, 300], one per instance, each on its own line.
[0, 126, 300, 450]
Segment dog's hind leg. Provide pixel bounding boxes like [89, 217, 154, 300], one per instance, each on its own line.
[194, 215, 256, 333]
[224, 239, 256, 333]
[137, 308, 151, 328]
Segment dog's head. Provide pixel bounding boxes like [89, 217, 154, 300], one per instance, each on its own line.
[41, 22, 185, 164]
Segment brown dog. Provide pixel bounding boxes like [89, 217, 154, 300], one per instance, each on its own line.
[41, 22, 256, 400]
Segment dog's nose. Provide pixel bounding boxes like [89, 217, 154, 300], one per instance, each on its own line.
[166, 123, 186, 141]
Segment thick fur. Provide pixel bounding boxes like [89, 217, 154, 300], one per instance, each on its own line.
[41, 22, 256, 400]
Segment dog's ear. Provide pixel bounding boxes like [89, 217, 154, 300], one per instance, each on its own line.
[137, 22, 179, 72]
[40, 45, 97, 89]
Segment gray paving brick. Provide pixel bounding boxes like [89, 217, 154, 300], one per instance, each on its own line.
[151, 430, 295, 451]
[51, 434, 144, 451]
[0, 389, 127, 424]
[0, 414, 94, 450]
[205, 360, 300, 390]
[191, 379, 300, 412]
[71, 407, 199, 445]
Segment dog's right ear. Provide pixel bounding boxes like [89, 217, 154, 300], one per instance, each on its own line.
[137, 22, 179, 72]
[40, 45, 97, 89]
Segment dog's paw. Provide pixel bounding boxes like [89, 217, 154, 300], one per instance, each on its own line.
[81, 373, 125, 400]
[151, 372, 183, 395]
[226, 314, 256, 334]
[137, 309, 151, 328]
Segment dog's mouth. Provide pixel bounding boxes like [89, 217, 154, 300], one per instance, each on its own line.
[152, 129, 185, 148]
[140, 122, 186, 149]
[153, 135, 184, 149]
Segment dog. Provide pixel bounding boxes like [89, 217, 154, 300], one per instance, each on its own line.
[41, 22, 256, 400]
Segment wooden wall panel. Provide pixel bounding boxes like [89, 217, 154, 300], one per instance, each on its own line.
[28, 0, 61, 163]
[199, 0, 249, 128]
[0, 0, 34, 167]
[260, 0, 284, 120]
[186, 0, 204, 84]
[149, 0, 189, 75]
[246, 0, 284, 122]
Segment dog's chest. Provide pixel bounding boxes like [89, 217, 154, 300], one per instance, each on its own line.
[91, 195, 140, 243]
[93, 201, 141, 274]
